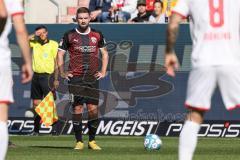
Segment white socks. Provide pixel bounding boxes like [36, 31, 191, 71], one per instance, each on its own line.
[0, 121, 8, 160]
[179, 120, 201, 160]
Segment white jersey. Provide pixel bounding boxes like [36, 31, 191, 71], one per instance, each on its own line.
[0, 0, 24, 67]
[173, 0, 240, 68]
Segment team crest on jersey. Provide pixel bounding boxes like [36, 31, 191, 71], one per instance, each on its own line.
[91, 37, 97, 44]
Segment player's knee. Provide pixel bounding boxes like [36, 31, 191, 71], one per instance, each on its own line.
[0, 103, 8, 122]
[87, 104, 98, 117]
[187, 109, 205, 124]
[88, 110, 98, 120]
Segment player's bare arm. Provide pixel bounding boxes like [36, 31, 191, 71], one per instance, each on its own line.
[12, 14, 33, 83]
[57, 50, 66, 78]
[57, 50, 73, 80]
[164, 13, 183, 77]
[0, 0, 7, 17]
[0, 0, 7, 35]
[95, 47, 109, 80]
[53, 58, 59, 89]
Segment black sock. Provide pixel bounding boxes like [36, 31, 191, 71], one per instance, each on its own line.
[34, 115, 41, 133]
[72, 114, 83, 142]
[51, 121, 59, 135]
[88, 119, 99, 141]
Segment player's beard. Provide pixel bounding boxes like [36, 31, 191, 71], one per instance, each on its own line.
[78, 24, 89, 33]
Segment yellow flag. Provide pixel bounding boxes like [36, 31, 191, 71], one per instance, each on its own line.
[35, 92, 58, 127]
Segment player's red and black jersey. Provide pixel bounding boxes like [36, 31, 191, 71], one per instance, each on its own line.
[58, 27, 106, 76]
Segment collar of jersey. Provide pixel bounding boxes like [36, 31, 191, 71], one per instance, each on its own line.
[38, 39, 49, 46]
[75, 27, 91, 35]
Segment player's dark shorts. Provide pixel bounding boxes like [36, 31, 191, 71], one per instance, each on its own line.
[68, 76, 99, 106]
[31, 73, 51, 99]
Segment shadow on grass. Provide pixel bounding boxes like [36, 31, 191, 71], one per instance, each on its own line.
[196, 147, 240, 156]
[31, 146, 73, 150]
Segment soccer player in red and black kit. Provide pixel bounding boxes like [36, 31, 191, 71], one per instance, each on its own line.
[57, 7, 108, 150]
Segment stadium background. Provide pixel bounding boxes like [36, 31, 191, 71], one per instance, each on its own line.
[8, 24, 240, 137]
[5, 1, 240, 160]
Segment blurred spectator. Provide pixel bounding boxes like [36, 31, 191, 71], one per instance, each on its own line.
[89, 0, 112, 22]
[146, 0, 155, 13]
[162, 0, 178, 21]
[110, 0, 137, 22]
[148, 0, 166, 23]
[79, 0, 90, 8]
[129, 0, 151, 23]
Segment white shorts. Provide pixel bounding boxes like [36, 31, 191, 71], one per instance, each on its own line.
[0, 66, 13, 104]
[185, 66, 240, 111]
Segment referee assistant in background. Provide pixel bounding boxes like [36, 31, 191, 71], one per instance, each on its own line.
[29, 25, 59, 135]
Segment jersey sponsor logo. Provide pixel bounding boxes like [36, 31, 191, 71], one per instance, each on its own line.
[166, 122, 240, 137]
[75, 46, 97, 52]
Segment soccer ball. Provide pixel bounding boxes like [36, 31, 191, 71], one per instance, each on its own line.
[144, 134, 162, 150]
[24, 109, 34, 118]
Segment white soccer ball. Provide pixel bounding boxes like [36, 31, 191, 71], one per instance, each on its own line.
[144, 134, 162, 150]
[24, 110, 34, 118]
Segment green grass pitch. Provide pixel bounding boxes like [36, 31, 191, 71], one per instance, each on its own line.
[7, 136, 240, 160]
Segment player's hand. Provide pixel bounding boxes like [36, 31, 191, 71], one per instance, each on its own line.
[95, 71, 107, 80]
[21, 63, 33, 83]
[35, 30, 41, 36]
[60, 72, 73, 81]
[29, 34, 35, 40]
[164, 53, 179, 77]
